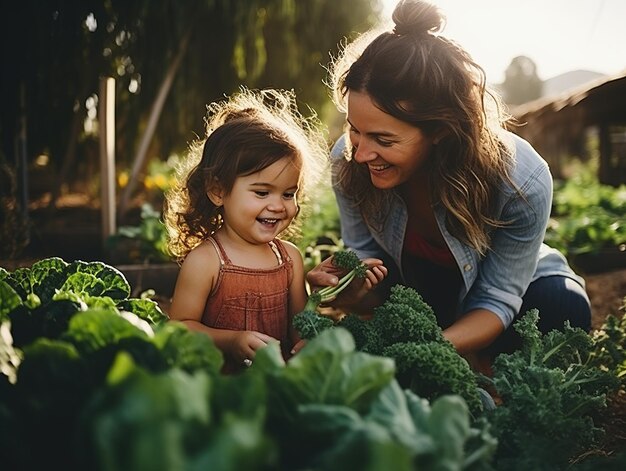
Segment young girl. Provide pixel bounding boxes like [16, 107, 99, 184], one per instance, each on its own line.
[165, 88, 385, 373]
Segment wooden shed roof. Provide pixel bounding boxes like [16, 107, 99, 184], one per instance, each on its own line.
[512, 69, 626, 122]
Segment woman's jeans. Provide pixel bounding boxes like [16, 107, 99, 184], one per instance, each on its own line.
[402, 256, 592, 356]
[486, 275, 591, 355]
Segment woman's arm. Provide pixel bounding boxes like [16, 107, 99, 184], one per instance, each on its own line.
[443, 308, 504, 354]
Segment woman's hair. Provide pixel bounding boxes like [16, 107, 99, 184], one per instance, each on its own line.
[164, 88, 327, 261]
[329, 0, 514, 255]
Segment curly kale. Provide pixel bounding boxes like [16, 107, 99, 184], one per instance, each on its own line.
[294, 280, 483, 415]
[337, 285, 482, 415]
[383, 341, 483, 414]
[591, 312, 626, 385]
[293, 250, 368, 340]
[488, 309, 621, 470]
[310, 250, 367, 308]
[368, 300, 444, 352]
[292, 310, 334, 341]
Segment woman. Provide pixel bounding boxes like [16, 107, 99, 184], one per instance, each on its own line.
[307, 0, 591, 357]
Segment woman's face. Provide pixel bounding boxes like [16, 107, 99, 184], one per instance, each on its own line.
[346, 90, 435, 190]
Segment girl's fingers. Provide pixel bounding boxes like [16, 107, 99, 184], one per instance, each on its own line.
[251, 331, 274, 343]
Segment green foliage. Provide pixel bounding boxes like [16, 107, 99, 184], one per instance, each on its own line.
[293, 249, 368, 340]
[259, 328, 495, 470]
[591, 307, 626, 386]
[487, 309, 621, 470]
[298, 284, 483, 415]
[2, 257, 624, 469]
[0, 257, 166, 346]
[107, 203, 171, 264]
[292, 309, 335, 340]
[0, 291, 495, 471]
[313, 250, 368, 304]
[297, 181, 342, 273]
[384, 341, 484, 417]
[342, 285, 482, 415]
[0, 0, 379, 196]
[545, 170, 626, 257]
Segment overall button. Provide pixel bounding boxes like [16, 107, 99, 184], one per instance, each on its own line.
[463, 264, 472, 272]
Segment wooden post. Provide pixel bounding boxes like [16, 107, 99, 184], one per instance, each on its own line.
[99, 77, 116, 246]
[16, 82, 30, 232]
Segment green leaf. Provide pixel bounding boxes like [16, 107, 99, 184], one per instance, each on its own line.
[118, 298, 168, 325]
[269, 328, 395, 416]
[60, 272, 107, 298]
[153, 322, 223, 375]
[426, 395, 471, 468]
[0, 280, 22, 320]
[63, 309, 152, 354]
[76, 355, 213, 471]
[66, 261, 131, 300]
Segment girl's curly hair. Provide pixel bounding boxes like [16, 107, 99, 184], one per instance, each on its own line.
[164, 88, 327, 262]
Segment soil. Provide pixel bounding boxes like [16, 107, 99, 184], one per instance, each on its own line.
[585, 268, 626, 329]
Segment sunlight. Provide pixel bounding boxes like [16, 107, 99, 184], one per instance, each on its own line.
[379, 0, 626, 83]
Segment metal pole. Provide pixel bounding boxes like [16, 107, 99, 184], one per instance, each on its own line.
[99, 77, 116, 246]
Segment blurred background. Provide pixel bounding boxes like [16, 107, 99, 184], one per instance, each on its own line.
[1, 0, 625, 304]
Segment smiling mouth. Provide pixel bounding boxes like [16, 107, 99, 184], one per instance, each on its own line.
[257, 218, 279, 225]
[369, 163, 391, 171]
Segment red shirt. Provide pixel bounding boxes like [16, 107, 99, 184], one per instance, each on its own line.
[404, 227, 456, 268]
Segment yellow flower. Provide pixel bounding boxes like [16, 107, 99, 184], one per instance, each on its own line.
[118, 171, 129, 188]
[154, 174, 167, 190]
[144, 175, 154, 189]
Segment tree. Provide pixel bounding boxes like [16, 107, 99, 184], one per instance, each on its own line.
[0, 0, 380, 221]
[501, 55, 543, 106]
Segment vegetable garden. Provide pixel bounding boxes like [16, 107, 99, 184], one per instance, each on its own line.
[1, 245, 625, 469]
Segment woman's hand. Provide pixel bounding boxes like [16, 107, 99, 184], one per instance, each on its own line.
[306, 255, 387, 309]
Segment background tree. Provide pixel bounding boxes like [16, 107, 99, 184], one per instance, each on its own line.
[0, 0, 380, 222]
[501, 55, 543, 106]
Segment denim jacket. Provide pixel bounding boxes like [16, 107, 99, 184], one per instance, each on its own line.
[331, 132, 585, 328]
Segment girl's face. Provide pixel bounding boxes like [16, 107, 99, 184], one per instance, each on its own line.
[346, 91, 435, 189]
[218, 156, 301, 246]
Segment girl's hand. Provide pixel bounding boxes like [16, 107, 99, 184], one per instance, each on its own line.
[290, 338, 307, 355]
[228, 330, 277, 366]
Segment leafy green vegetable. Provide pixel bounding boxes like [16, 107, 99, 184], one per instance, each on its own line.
[591, 311, 626, 385]
[338, 285, 483, 415]
[258, 329, 494, 470]
[487, 309, 621, 470]
[65, 260, 131, 299]
[0, 280, 22, 320]
[313, 250, 367, 306]
[293, 250, 368, 339]
[118, 298, 168, 325]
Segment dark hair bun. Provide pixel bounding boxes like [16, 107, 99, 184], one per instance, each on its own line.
[392, 0, 445, 37]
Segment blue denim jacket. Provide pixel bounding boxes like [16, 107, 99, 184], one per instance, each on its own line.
[331, 132, 585, 328]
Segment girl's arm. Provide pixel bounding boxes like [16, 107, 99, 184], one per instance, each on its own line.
[169, 243, 274, 362]
[283, 241, 307, 353]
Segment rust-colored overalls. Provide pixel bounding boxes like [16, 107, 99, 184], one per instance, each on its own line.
[202, 236, 294, 373]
